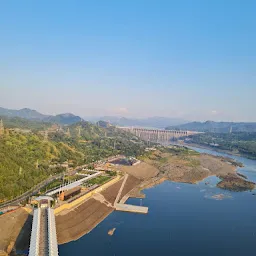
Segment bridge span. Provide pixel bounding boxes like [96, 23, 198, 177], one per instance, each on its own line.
[29, 196, 58, 256]
[119, 127, 197, 143]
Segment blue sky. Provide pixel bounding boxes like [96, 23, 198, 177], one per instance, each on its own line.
[1, 0, 255, 121]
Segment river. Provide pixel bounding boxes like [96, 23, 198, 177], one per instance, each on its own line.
[59, 147, 256, 256]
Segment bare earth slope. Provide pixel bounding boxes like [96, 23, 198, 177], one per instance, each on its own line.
[56, 198, 113, 245]
[0, 208, 31, 255]
[119, 162, 159, 180]
[141, 150, 237, 184]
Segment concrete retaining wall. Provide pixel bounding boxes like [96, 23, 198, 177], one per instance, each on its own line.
[54, 175, 121, 215]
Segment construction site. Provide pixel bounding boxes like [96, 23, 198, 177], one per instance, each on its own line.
[54, 157, 151, 245]
[0, 155, 156, 254]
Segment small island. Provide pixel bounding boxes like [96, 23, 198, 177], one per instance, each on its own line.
[217, 173, 255, 192]
[108, 228, 116, 236]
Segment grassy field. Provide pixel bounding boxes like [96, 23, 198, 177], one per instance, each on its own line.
[41, 179, 63, 193]
[64, 175, 84, 182]
[86, 176, 111, 186]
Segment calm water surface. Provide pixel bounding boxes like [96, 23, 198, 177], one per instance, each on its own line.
[59, 147, 256, 256]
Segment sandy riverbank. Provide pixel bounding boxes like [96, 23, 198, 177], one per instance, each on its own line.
[142, 149, 238, 182]
[121, 148, 255, 199]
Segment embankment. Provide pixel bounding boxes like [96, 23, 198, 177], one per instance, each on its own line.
[56, 198, 113, 244]
[0, 208, 32, 255]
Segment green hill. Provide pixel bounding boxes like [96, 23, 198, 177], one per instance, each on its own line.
[0, 107, 84, 125]
[0, 115, 52, 131]
[0, 119, 146, 202]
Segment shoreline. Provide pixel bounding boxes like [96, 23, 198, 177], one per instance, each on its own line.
[52, 149, 256, 246]
[1, 146, 255, 254]
[181, 142, 255, 160]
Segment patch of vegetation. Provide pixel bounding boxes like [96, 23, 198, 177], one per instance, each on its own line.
[105, 170, 117, 176]
[86, 175, 111, 186]
[64, 175, 84, 182]
[41, 179, 63, 193]
[186, 158, 200, 167]
[0, 115, 51, 132]
[217, 173, 255, 192]
[163, 146, 199, 156]
[159, 157, 168, 164]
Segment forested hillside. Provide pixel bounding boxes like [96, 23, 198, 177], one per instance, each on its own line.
[0, 115, 51, 131]
[187, 132, 256, 159]
[0, 119, 146, 202]
[0, 107, 84, 125]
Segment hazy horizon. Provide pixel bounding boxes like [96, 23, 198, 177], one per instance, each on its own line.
[1, 105, 256, 123]
[1, 1, 255, 122]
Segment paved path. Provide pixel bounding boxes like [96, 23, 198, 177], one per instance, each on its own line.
[114, 174, 129, 206]
[39, 208, 48, 256]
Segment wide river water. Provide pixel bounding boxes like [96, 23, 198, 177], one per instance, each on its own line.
[59, 147, 256, 256]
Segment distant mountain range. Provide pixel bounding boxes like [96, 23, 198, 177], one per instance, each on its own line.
[0, 107, 83, 125]
[0, 107, 187, 128]
[166, 121, 256, 133]
[86, 116, 187, 129]
[3, 107, 255, 132]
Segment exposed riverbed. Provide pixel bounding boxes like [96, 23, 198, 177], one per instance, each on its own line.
[59, 147, 256, 256]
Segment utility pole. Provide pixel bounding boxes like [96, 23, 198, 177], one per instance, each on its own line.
[36, 160, 39, 169]
[5, 128, 9, 137]
[19, 167, 22, 176]
[78, 126, 81, 137]
[0, 119, 4, 136]
[67, 128, 71, 137]
[44, 130, 48, 142]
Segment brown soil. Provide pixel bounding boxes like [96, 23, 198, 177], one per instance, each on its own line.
[120, 175, 141, 200]
[217, 173, 255, 192]
[101, 179, 123, 204]
[119, 162, 159, 180]
[0, 208, 32, 255]
[199, 154, 237, 175]
[56, 198, 113, 244]
[56, 174, 141, 244]
[142, 150, 238, 184]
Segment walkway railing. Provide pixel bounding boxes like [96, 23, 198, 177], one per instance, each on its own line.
[28, 208, 41, 256]
[48, 208, 59, 256]
[28, 206, 59, 256]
